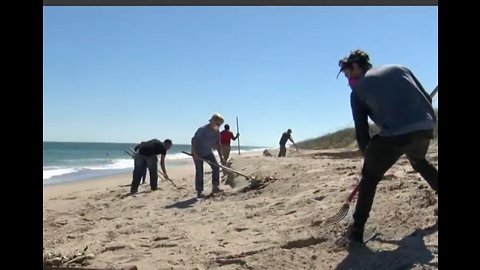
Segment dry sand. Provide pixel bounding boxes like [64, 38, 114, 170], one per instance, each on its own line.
[43, 145, 438, 269]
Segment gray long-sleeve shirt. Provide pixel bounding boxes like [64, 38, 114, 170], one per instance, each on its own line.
[192, 124, 220, 157]
[350, 64, 436, 152]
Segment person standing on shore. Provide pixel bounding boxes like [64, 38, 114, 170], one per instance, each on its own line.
[220, 124, 240, 164]
[130, 139, 173, 194]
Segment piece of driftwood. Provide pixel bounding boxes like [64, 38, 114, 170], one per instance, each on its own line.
[43, 265, 138, 270]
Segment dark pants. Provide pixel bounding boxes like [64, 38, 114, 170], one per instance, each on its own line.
[194, 153, 220, 193]
[130, 153, 158, 193]
[353, 129, 438, 229]
[278, 145, 287, 157]
[141, 167, 147, 183]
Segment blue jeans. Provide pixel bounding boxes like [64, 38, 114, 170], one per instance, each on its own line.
[130, 153, 158, 193]
[194, 153, 220, 193]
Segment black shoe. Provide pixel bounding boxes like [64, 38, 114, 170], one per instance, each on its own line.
[151, 187, 158, 191]
[212, 186, 223, 193]
[346, 224, 364, 243]
[197, 192, 205, 199]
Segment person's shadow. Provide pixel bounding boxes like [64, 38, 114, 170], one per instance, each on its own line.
[164, 197, 198, 209]
[335, 221, 438, 270]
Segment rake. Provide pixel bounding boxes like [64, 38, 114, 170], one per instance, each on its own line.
[322, 85, 439, 227]
[322, 185, 360, 227]
[181, 151, 254, 181]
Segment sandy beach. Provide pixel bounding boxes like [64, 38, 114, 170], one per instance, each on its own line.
[43, 145, 438, 270]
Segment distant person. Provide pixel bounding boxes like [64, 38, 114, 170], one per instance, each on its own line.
[337, 49, 438, 244]
[191, 113, 226, 199]
[220, 124, 240, 164]
[130, 139, 173, 194]
[278, 129, 296, 157]
[134, 143, 147, 184]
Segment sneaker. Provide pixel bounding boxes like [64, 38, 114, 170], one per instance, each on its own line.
[346, 224, 364, 243]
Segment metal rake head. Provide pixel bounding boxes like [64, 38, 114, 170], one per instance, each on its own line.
[322, 203, 350, 227]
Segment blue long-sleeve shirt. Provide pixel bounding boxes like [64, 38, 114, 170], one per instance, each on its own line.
[350, 64, 437, 152]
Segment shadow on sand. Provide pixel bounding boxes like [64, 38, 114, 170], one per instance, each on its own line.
[335, 221, 438, 270]
[164, 197, 198, 209]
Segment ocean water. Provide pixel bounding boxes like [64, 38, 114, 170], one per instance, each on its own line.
[43, 142, 264, 186]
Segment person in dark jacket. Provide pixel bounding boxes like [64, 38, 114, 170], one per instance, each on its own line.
[337, 49, 438, 243]
[130, 139, 172, 194]
[278, 129, 296, 157]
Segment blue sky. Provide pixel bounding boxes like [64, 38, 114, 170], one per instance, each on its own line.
[43, 6, 438, 147]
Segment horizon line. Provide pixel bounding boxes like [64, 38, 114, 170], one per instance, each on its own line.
[43, 140, 271, 147]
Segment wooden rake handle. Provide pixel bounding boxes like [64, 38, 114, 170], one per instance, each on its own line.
[182, 151, 252, 180]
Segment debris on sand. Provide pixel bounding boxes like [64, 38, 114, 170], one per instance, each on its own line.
[43, 245, 94, 267]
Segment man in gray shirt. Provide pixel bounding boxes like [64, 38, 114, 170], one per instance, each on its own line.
[191, 113, 226, 199]
[337, 49, 438, 244]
